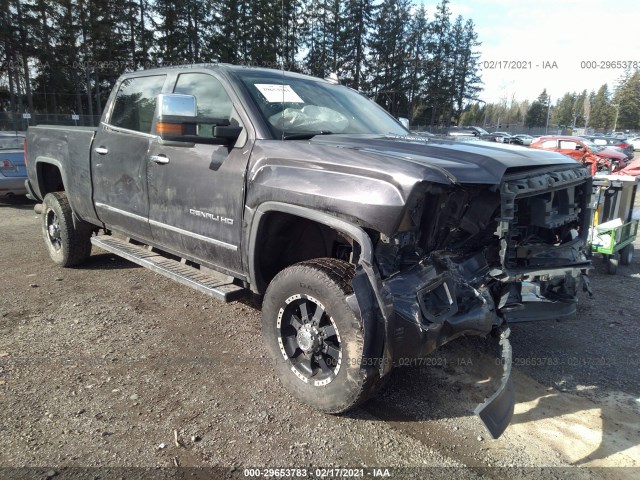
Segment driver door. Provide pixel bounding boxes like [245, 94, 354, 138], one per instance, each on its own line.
[146, 72, 251, 275]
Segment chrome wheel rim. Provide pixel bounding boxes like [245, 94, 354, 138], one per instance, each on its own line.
[46, 209, 62, 251]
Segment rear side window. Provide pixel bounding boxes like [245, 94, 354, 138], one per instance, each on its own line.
[110, 75, 166, 133]
[559, 140, 578, 150]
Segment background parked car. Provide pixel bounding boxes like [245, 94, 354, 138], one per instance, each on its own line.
[0, 132, 27, 198]
[513, 134, 535, 146]
[530, 135, 627, 174]
[447, 126, 489, 137]
[580, 135, 634, 160]
[625, 136, 640, 151]
[482, 132, 523, 144]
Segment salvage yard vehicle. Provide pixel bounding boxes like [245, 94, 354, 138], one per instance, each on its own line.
[580, 135, 634, 161]
[25, 65, 593, 439]
[512, 134, 534, 146]
[0, 133, 27, 198]
[627, 136, 640, 151]
[530, 135, 628, 174]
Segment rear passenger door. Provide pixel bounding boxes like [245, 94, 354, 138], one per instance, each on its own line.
[92, 74, 167, 242]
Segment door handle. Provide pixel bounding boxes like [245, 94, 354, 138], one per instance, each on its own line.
[94, 146, 109, 155]
[150, 154, 170, 165]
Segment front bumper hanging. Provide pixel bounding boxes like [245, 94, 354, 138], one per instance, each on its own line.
[474, 327, 514, 439]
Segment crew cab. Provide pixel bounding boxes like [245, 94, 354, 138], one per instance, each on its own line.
[25, 65, 593, 438]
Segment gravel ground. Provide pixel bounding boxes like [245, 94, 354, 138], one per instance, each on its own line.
[1, 196, 639, 480]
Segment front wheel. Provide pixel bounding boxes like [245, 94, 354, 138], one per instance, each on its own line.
[261, 258, 378, 413]
[42, 192, 93, 267]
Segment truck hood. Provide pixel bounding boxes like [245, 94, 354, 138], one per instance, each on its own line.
[247, 135, 586, 236]
[307, 134, 576, 184]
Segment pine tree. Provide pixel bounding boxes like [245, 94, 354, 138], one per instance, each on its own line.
[613, 71, 640, 130]
[302, 0, 344, 77]
[583, 92, 591, 129]
[450, 17, 481, 123]
[368, 0, 412, 117]
[554, 92, 576, 128]
[573, 89, 587, 127]
[424, 0, 452, 125]
[341, 0, 373, 89]
[525, 89, 550, 128]
[405, 5, 429, 122]
[590, 84, 614, 129]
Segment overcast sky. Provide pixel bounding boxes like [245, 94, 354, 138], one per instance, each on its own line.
[423, 0, 640, 104]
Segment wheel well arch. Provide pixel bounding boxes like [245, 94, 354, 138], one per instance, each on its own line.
[36, 160, 66, 196]
[248, 202, 374, 294]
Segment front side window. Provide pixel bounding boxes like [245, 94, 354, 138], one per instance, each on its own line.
[110, 75, 166, 133]
[540, 140, 557, 149]
[174, 73, 233, 137]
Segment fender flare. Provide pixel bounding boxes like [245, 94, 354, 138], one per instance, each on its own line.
[247, 201, 374, 290]
[248, 201, 391, 371]
[34, 156, 69, 198]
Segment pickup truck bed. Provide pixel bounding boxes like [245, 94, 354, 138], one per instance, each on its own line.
[27, 126, 99, 225]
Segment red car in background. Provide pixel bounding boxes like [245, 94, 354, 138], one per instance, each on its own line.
[530, 135, 628, 174]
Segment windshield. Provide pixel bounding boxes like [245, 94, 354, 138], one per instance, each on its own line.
[0, 136, 24, 149]
[233, 70, 408, 139]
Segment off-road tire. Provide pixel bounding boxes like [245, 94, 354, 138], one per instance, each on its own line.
[42, 192, 92, 267]
[262, 258, 380, 413]
[620, 244, 634, 266]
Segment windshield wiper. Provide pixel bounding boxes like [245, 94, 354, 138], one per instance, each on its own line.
[282, 131, 334, 140]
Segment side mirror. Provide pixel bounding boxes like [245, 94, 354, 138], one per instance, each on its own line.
[158, 93, 197, 117]
[398, 117, 410, 129]
[155, 93, 242, 145]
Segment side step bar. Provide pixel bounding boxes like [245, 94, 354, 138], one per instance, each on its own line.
[91, 235, 246, 303]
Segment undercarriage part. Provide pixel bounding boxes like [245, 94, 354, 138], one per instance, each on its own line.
[475, 327, 514, 439]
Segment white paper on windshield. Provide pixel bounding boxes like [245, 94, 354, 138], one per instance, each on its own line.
[255, 84, 304, 103]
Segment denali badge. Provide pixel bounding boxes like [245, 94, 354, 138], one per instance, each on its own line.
[189, 208, 234, 225]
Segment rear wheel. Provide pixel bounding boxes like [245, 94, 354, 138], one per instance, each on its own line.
[42, 192, 93, 267]
[262, 258, 378, 413]
[620, 244, 634, 266]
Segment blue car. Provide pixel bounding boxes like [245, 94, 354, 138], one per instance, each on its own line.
[0, 133, 27, 198]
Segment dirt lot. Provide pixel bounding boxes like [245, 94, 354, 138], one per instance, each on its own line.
[1, 196, 639, 479]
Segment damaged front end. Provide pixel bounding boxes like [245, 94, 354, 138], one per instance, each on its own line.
[373, 164, 592, 438]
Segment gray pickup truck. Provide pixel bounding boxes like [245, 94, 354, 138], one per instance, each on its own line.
[25, 64, 592, 438]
